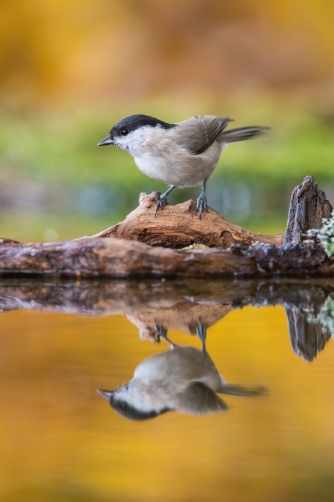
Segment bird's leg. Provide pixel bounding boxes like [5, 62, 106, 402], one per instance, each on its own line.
[155, 322, 177, 349]
[196, 179, 209, 219]
[155, 185, 176, 215]
[196, 318, 207, 354]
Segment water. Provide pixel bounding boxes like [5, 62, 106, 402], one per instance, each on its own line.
[1, 279, 334, 502]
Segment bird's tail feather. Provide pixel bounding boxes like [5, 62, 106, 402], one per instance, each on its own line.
[219, 126, 269, 143]
[217, 383, 268, 396]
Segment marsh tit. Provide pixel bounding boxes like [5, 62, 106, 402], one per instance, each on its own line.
[98, 333, 266, 421]
[98, 114, 268, 216]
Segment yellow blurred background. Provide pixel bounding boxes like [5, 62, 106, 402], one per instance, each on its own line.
[1, 0, 334, 103]
[0, 307, 334, 502]
[0, 0, 334, 241]
[1, 305, 334, 502]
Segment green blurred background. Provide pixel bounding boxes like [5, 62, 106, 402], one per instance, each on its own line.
[1, 0, 334, 242]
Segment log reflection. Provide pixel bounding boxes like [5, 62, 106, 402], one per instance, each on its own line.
[127, 303, 232, 342]
[0, 279, 333, 360]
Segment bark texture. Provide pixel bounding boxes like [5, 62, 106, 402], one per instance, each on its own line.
[90, 192, 284, 248]
[1, 236, 334, 278]
[0, 237, 254, 278]
[284, 175, 333, 245]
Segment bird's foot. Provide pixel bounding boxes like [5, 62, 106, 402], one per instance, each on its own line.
[196, 193, 209, 219]
[155, 322, 177, 349]
[155, 193, 169, 216]
[196, 319, 207, 353]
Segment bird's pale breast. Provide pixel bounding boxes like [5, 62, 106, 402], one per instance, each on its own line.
[134, 141, 221, 187]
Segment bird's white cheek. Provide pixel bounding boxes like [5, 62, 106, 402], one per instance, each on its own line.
[115, 129, 152, 156]
[114, 138, 131, 152]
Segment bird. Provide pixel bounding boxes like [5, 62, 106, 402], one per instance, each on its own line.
[97, 114, 269, 217]
[97, 328, 267, 421]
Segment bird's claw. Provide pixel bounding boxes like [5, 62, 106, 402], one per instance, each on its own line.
[155, 193, 169, 216]
[155, 325, 167, 342]
[155, 322, 177, 348]
[196, 194, 209, 219]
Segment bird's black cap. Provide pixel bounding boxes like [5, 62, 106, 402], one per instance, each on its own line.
[110, 114, 176, 135]
[110, 399, 171, 421]
[97, 389, 171, 421]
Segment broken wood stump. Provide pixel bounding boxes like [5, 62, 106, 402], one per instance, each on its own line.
[284, 175, 332, 245]
[89, 192, 284, 249]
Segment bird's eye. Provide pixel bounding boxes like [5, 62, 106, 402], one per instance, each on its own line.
[120, 128, 128, 136]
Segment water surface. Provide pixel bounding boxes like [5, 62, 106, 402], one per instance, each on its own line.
[0, 279, 333, 501]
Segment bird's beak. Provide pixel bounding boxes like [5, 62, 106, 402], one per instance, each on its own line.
[97, 389, 114, 400]
[97, 136, 114, 146]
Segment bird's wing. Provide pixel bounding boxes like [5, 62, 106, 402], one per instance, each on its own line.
[177, 115, 231, 155]
[175, 381, 228, 414]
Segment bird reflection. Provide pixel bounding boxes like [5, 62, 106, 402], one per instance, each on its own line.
[98, 325, 266, 421]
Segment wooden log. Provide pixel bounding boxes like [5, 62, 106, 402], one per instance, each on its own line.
[0, 234, 333, 278]
[0, 237, 256, 277]
[0, 177, 333, 278]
